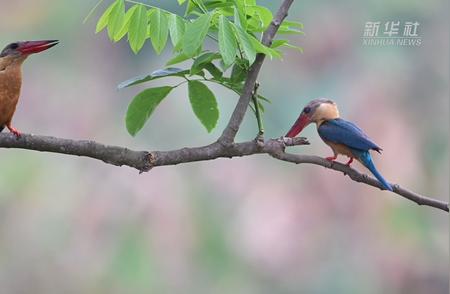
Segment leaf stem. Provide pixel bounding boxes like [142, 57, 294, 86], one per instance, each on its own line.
[124, 0, 172, 14]
[251, 82, 264, 135]
[173, 80, 189, 88]
[201, 79, 241, 96]
[191, 0, 208, 14]
[83, 0, 105, 24]
[207, 33, 219, 42]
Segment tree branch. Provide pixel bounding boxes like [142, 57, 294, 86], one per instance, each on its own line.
[0, 133, 151, 172]
[1, 133, 448, 212]
[219, 0, 294, 144]
[1, 1, 446, 214]
[270, 152, 449, 212]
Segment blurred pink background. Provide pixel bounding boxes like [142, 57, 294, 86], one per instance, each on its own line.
[0, 0, 448, 293]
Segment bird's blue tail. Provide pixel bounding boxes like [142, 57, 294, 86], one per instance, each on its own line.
[354, 150, 393, 191]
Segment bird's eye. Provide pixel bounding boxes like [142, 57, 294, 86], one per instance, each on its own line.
[9, 43, 19, 50]
[303, 106, 311, 114]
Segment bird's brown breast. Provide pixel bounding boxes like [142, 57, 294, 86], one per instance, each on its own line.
[0, 57, 23, 125]
[324, 140, 355, 158]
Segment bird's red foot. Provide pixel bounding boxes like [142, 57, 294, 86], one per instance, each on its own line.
[325, 155, 337, 162]
[345, 157, 354, 166]
[7, 125, 21, 138]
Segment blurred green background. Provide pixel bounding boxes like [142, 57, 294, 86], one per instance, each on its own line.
[0, 0, 448, 293]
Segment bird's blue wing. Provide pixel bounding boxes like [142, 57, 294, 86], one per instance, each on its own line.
[318, 118, 381, 151]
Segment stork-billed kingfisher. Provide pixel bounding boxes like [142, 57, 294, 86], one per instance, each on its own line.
[0, 40, 58, 137]
[286, 98, 393, 191]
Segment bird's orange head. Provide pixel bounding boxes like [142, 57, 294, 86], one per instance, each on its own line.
[286, 98, 340, 137]
[0, 40, 59, 58]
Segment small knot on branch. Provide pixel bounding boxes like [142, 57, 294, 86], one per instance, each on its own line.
[255, 133, 265, 149]
[252, 81, 260, 96]
[140, 152, 155, 174]
[272, 19, 281, 27]
[282, 136, 309, 147]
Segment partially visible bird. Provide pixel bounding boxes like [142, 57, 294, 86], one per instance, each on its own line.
[0, 40, 58, 137]
[285, 98, 393, 191]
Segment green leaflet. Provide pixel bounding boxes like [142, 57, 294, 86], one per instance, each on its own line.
[95, 0, 116, 33]
[218, 15, 238, 67]
[126, 86, 174, 136]
[232, 23, 256, 64]
[230, 62, 247, 84]
[232, 2, 247, 29]
[188, 80, 219, 132]
[166, 52, 191, 66]
[278, 20, 305, 34]
[249, 34, 281, 59]
[149, 9, 169, 54]
[107, 0, 125, 40]
[203, 62, 223, 80]
[168, 14, 186, 48]
[182, 13, 212, 57]
[246, 5, 272, 32]
[114, 5, 138, 42]
[190, 52, 221, 75]
[272, 40, 303, 52]
[128, 4, 148, 54]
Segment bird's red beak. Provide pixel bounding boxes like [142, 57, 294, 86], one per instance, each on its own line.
[285, 114, 311, 137]
[17, 40, 59, 55]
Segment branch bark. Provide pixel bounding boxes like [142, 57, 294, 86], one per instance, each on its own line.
[0, 133, 151, 171]
[1, 133, 448, 212]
